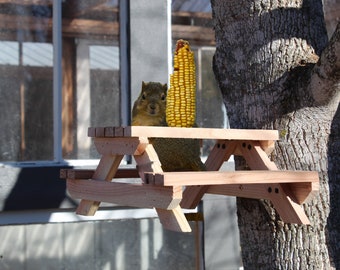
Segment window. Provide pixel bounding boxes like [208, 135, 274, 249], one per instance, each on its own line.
[0, 1, 121, 163]
[66, 41, 120, 160]
[0, 2, 54, 162]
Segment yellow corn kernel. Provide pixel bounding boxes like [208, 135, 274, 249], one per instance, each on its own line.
[166, 39, 196, 127]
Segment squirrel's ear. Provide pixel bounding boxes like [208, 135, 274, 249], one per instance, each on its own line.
[163, 83, 167, 92]
[142, 81, 147, 89]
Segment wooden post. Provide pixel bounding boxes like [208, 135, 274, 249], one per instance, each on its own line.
[62, 37, 76, 156]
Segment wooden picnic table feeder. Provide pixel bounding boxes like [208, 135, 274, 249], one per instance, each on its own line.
[60, 126, 319, 232]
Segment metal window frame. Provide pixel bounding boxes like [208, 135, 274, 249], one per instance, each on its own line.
[53, 0, 63, 163]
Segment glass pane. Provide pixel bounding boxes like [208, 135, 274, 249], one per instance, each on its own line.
[195, 48, 227, 157]
[0, 3, 53, 162]
[61, 1, 120, 159]
[196, 48, 225, 129]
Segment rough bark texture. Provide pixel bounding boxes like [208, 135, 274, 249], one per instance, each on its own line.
[211, 0, 339, 269]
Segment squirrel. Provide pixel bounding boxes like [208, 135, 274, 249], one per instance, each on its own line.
[132, 81, 206, 172]
[132, 81, 167, 126]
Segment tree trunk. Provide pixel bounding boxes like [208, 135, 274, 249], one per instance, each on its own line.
[211, 0, 340, 269]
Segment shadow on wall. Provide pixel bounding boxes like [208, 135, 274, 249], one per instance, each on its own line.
[3, 166, 68, 211]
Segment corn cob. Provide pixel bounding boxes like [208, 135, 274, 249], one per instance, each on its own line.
[166, 39, 196, 127]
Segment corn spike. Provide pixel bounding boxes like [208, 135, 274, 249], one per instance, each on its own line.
[166, 39, 196, 127]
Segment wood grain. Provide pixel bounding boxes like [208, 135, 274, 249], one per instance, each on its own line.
[147, 170, 319, 187]
[68, 179, 182, 210]
[88, 126, 279, 141]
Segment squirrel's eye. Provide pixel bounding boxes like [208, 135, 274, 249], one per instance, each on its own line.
[141, 93, 146, 100]
[161, 94, 166, 100]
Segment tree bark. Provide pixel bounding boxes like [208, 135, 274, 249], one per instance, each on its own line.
[211, 0, 339, 269]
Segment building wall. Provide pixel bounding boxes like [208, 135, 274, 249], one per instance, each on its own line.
[0, 218, 198, 270]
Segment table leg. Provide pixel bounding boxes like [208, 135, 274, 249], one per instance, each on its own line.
[239, 141, 311, 224]
[181, 140, 237, 209]
[76, 154, 123, 215]
[134, 144, 192, 232]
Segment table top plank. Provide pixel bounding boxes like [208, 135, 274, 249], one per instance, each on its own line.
[146, 170, 319, 187]
[88, 126, 279, 141]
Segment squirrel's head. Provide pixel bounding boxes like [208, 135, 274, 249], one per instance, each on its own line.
[132, 81, 167, 126]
